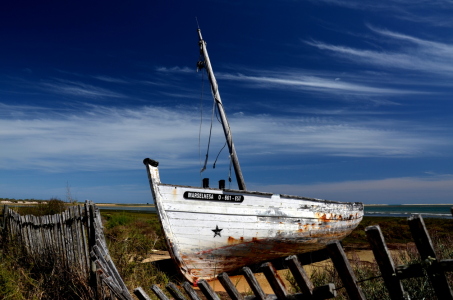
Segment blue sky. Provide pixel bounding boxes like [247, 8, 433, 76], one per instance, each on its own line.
[1, 0, 453, 204]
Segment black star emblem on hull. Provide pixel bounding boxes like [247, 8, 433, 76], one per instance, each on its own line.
[212, 225, 222, 238]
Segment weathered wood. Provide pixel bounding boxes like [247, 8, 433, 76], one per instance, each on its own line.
[408, 214, 453, 299]
[365, 225, 408, 300]
[1, 205, 7, 230]
[151, 284, 170, 300]
[166, 282, 188, 300]
[261, 262, 288, 300]
[285, 255, 314, 297]
[92, 242, 130, 295]
[182, 281, 202, 300]
[241, 266, 267, 300]
[313, 283, 337, 300]
[134, 287, 153, 300]
[326, 241, 367, 300]
[198, 279, 221, 300]
[440, 259, 453, 272]
[78, 205, 90, 275]
[217, 272, 244, 300]
[395, 263, 424, 279]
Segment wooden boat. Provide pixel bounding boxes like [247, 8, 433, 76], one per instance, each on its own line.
[144, 29, 363, 283]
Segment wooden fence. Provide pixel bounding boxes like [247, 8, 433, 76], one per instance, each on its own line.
[1, 201, 134, 300]
[131, 213, 453, 300]
[1, 203, 452, 300]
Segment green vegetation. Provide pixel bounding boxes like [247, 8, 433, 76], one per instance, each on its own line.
[0, 239, 93, 299]
[0, 207, 171, 299]
[102, 211, 173, 297]
[1, 206, 452, 299]
[14, 198, 68, 216]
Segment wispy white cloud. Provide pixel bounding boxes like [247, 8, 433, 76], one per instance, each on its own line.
[41, 79, 126, 99]
[306, 27, 453, 76]
[218, 72, 415, 95]
[92, 75, 130, 84]
[0, 103, 451, 173]
[156, 66, 193, 73]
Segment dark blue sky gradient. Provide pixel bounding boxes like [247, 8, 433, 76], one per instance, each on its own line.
[1, 1, 453, 204]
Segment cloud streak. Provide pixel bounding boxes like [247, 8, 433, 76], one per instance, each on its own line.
[1, 103, 451, 173]
[41, 79, 126, 99]
[306, 26, 453, 76]
[252, 174, 453, 204]
[218, 72, 415, 96]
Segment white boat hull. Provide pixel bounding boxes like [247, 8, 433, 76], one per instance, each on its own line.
[144, 159, 363, 283]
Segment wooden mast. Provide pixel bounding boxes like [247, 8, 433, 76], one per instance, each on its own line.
[198, 28, 246, 191]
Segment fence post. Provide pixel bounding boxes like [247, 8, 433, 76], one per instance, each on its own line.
[182, 281, 202, 300]
[197, 279, 221, 300]
[166, 282, 187, 300]
[133, 287, 153, 300]
[1, 205, 7, 231]
[261, 262, 288, 300]
[408, 214, 453, 299]
[217, 272, 244, 300]
[151, 284, 170, 300]
[326, 241, 367, 300]
[241, 266, 267, 300]
[365, 225, 409, 300]
[285, 255, 315, 297]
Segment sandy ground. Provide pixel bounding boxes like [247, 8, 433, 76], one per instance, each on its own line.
[142, 248, 397, 294]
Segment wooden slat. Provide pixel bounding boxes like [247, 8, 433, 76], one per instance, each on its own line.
[261, 262, 288, 300]
[326, 241, 367, 300]
[313, 283, 337, 300]
[395, 263, 425, 279]
[182, 281, 202, 300]
[217, 272, 244, 300]
[408, 214, 453, 299]
[151, 284, 170, 300]
[134, 287, 153, 300]
[166, 282, 187, 300]
[440, 259, 453, 272]
[285, 255, 314, 297]
[365, 225, 407, 300]
[198, 279, 221, 300]
[241, 266, 267, 300]
[1, 205, 7, 230]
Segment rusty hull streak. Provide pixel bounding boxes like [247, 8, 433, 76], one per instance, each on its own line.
[179, 216, 360, 281]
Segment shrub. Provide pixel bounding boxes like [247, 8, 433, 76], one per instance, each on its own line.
[16, 198, 67, 216]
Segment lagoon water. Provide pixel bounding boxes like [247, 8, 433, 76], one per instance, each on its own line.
[99, 204, 452, 218]
[364, 204, 452, 218]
